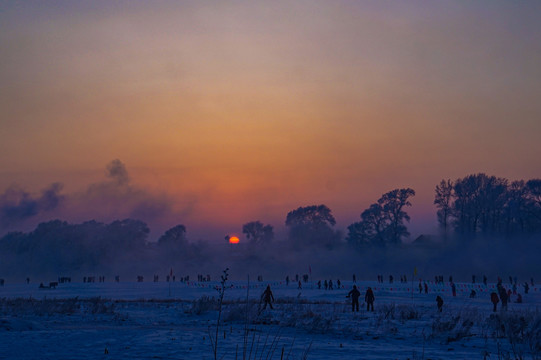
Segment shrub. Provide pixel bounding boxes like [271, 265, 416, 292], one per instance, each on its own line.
[187, 295, 218, 315]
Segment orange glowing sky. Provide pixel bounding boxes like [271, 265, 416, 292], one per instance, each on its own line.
[1, 1, 540, 240]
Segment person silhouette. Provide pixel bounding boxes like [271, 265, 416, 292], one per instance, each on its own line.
[491, 292, 499, 312]
[261, 285, 275, 310]
[365, 287, 375, 311]
[347, 285, 361, 312]
[436, 295, 444, 312]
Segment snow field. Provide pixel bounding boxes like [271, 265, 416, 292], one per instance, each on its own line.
[0, 280, 539, 359]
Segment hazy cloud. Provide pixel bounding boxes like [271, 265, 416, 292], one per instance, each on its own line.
[106, 159, 130, 186]
[76, 159, 175, 222]
[0, 160, 194, 238]
[0, 182, 64, 228]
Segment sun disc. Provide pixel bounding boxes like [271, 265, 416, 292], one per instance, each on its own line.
[229, 236, 240, 244]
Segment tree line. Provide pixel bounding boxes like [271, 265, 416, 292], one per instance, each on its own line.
[434, 174, 541, 238]
[251, 173, 541, 248]
[0, 173, 539, 275]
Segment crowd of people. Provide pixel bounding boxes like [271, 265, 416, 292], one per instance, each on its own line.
[24, 270, 533, 315]
[258, 274, 534, 314]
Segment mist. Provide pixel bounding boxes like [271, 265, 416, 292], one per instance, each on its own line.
[0, 217, 539, 285]
[0, 164, 539, 285]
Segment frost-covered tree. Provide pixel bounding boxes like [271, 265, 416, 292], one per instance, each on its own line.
[347, 203, 387, 248]
[0, 218, 151, 275]
[158, 224, 187, 247]
[524, 179, 541, 231]
[503, 180, 529, 235]
[105, 218, 150, 251]
[242, 221, 274, 245]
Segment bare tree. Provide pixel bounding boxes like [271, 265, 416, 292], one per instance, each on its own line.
[434, 179, 454, 239]
[379, 188, 416, 244]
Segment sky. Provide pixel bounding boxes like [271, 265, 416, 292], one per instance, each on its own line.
[1, 1, 540, 242]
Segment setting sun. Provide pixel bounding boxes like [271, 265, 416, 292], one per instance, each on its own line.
[229, 236, 240, 244]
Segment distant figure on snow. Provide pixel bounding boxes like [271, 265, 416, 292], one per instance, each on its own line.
[498, 287, 508, 311]
[490, 292, 499, 312]
[451, 282, 456, 297]
[365, 287, 375, 311]
[516, 293, 523, 303]
[297, 281, 302, 290]
[436, 295, 444, 312]
[470, 290, 476, 298]
[347, 285, 361, 312]
[261, 285, 275, 310]
[500, 291, 509, 310]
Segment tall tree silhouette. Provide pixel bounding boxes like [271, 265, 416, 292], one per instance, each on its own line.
[285, 205, 339, 248]
[347, 188, 415, 247]
[452, 174, 508, 236]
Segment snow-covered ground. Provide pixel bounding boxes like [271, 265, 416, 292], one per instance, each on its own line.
[1, 279, 539, 359]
